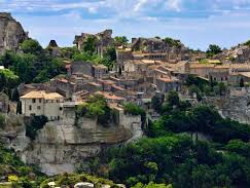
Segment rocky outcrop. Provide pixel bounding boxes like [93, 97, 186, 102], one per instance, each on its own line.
[2, 114, 142, 175]
[47, 40, 62, 57]
[0, 12, 28, 54]
[215, 43, 250, 63]
[206, 88, 250, 124]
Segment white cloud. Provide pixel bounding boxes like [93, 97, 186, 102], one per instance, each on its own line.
[134, 0, 148, 12]
[165, 0, 182, 12]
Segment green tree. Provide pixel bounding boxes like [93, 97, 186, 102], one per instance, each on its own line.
[206, 44, 222, 58]
[244, 40, 250, 47]
[152, 95, 164, 113]
[114, 36, 129, 46]
[166, 91, 180, 107]
[123, 103, 144, 116]
[11, 88, 20, 102]
[82, 36, 97, 54]
[21, 39, 43, 55]
[240, 78, 245, 87]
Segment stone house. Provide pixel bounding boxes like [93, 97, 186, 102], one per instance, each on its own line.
[69, 61, 109, 79]
[95, 91, 126, 104]
[20, 90, 64, 121]
[92, 65, 109, 79]
[123, 60, 156, 72]
[155, 77, 181, 93]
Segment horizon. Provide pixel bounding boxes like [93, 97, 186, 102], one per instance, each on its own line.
[1, 0, 250, 50]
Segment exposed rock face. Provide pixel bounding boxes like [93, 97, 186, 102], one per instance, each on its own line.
[3, 115, 142, 175]
[215, 44, 250, 63]
[0, 12, 28, 54]
[207, 88, 250, 124]
[47, 39, 62, 57]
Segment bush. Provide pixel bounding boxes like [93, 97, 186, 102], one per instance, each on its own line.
[26, 116, 48, 140]
[123, 103, 144, 116]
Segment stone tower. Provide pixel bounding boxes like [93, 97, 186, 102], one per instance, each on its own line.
[0, 12, 28, 54]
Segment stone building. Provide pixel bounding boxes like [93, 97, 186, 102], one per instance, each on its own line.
[0, 12, 28, 54]
[155, 77, 181, 93]
[73, 29, 113, 57]
[116, 37, 190, 72]
[20, 90, 64, 121]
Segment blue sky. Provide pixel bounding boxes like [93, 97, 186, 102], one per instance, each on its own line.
[1, 0, 250, 50]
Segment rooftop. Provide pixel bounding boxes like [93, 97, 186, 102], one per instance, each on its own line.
[20, 90, 64, 100]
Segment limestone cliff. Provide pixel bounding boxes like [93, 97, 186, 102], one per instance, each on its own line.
[0, 12, 28, 54]
[1, 114, 142, 176]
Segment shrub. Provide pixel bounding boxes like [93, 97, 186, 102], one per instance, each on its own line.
[26, 116, 48, 140]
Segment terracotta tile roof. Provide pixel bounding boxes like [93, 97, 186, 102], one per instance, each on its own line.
[95, 91, 125, 101]
[156, 77, 179, 83]
[20, 90, 64, 100]
[239, 72, 250, 78]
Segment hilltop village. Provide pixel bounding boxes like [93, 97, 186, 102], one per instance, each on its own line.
[1, 12, 250, 187]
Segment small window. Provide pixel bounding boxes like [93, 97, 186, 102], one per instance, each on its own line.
[32, 99, 36, 103]
[39, 99, 42, 103]
[37, 106, 41, 110]
[29, 105, 32, 111]
[59, 107, 63, 111]
[56, 100, 60, 103]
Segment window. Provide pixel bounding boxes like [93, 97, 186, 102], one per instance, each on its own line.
[39, 99, 42, 103]
[32, 99, 36, 103]
[37, 106, 41, 110]
[59, 107, 63, 111]
[29, 105, 32, 111]
[56, 100, 60, 103]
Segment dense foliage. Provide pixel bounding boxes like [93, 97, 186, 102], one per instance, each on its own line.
[73, 36, 116, 70]
[87, 95, 250, 188]
[76, 95, 112, 126]
[206, 44, 222, 58]
[0, 143, 45, 187]
[163, 38, 182, 48]
[0, 39, 67, 84]
[114, 36, 129, 46]
[106, 134, 250, 188]
[26, 115, 48, 140]
[244, 40, 250, 47]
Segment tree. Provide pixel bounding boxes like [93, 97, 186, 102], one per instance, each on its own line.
[0, 113, 5, 129]
[123, 103, 144, 116]
[21, 39, 43, 55]
[240, 78, 245, 87]
[114, 36, 129, 46]
[102, 46, 117, 70]
[163, 37, 181, 48]
[206, 44, 222, 58]
[244, 40, 250, 47]
[152, 95, 164, 113]
[82, 36, 97, 54]
[166, 91, 180, 107]
[16, 101, 22, 114]
[11, 88, 20, 102]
